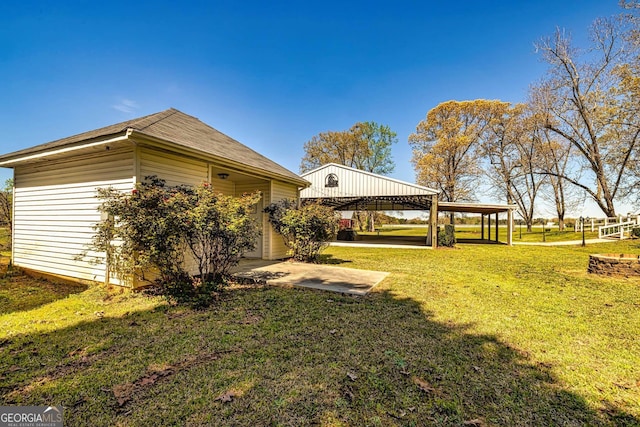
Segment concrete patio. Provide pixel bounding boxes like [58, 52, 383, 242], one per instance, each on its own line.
[232, 259, 389, 295]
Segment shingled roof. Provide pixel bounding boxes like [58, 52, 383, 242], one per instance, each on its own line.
[0, 108, 306, 185]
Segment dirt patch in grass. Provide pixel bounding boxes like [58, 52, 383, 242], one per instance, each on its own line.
[112, 349, 241, 408]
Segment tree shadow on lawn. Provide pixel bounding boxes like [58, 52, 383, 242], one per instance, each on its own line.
[0, 270, 87, 316]
[0, 285, 637, 426]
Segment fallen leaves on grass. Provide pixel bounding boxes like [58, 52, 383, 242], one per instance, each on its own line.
[412, 376, 435, 394]
[215, 390, 236, 403]
[346, 372, 358, 381]
[238, 312, 262, 325]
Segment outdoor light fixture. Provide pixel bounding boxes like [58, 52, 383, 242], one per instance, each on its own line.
[217, 173, 229, 180]
[580, 216, 590, 247]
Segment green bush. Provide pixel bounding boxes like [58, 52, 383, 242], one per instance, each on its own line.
[264, 200, 339, 262]
[632, 227, 640, 238]
[438, 224, 456, 247]
[85, 176, 259, 307]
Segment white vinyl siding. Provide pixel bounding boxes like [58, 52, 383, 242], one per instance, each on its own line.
[12, 149, 134, 283]
[137, 147, 209, 277]
[211, 177, 235, 195]
[138, 148, 208, 187]
[236, 181, 269, 258]
[269, 180, 299, 259]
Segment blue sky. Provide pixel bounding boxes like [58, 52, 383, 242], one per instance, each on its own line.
[0, 1, 627, 216]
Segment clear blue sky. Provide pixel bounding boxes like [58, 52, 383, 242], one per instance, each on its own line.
[0, 1, 626, 216]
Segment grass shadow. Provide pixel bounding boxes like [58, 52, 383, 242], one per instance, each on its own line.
[0, 267, 88, 315]
[318, 254, 353, 265]
[1, 282, 637, 426]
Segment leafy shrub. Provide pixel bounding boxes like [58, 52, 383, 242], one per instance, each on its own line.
[180, 184, 261, 281]
[632, 227, 640, 238]
[438, 224, 456, 247]
[85, 176, 259, 307]
[264, 200, 339, 262]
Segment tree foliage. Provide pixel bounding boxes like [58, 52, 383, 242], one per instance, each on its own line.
[300, 121, 397, 174]
[180, 183, 261, 283]
[301, 121, 396, 232]
[264, 199, 339, 263]
[409, 100, 494, 203]
[86, 177, 259, 307]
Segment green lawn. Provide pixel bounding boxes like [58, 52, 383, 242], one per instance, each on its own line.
[359, 224, 600, 243]
[0, 226, 10, 257]
[1, 240, 639, 426]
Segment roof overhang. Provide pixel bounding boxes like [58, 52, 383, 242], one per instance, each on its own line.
[0, 132, 132, 167]
[129, 130, 310, 188]
[438, 202, 518, 215]
[304, 196, 517, 215]
[0, 129, 310, 188]
[302, 194, 435, 211]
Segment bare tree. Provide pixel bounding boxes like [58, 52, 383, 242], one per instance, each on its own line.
[0, 179, 13, 250]
[480, 102, 546, 231]
[532, 19, 640, 217]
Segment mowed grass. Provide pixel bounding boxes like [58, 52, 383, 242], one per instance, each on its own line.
[0, 226, 10, 257]
[359, 224, 600, 243]
[1, 241, 639, 426]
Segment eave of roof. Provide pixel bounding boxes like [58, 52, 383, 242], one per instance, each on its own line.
[438, 201, 518, 214]
[301, 162, 440, 195]
[0, 108, 309, 187]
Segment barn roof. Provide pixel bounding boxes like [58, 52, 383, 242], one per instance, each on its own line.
[300, 163, 517, 214]
[300, 163, 439, 211]
[0, 108, 307, 186]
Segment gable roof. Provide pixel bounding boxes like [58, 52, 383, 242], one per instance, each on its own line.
[0, 108, 307, 185]
[299, 163, 439, 211]
[300, 163, 439, 198]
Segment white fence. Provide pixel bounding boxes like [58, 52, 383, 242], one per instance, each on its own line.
[575, 215, 639, 232]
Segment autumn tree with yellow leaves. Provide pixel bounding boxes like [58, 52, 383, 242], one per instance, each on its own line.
[479, 102, 547, 231]
[409, 100, 494, 207]
[300, 122, 397, 174]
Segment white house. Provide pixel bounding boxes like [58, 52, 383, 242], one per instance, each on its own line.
[0, 108, 309, 286]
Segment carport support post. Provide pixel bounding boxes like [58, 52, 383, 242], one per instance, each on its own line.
[481, 215, 485, 240]
[507, 209, 513, 246]
[429, 194, 438, 248]
[495, 213, 499, 243]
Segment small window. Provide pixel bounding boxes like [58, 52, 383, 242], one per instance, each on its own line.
[325, 173, 338, 188]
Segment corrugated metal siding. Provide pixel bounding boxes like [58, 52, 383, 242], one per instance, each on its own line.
[139, 148, 208, 187]
[300, 164, 435, 198]
[269, 180, 299, 259]
[13, 150, 134, 283]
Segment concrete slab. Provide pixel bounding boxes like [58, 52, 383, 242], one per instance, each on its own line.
[232, 259, 389, 295]
[330, 235, 431, 249]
